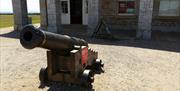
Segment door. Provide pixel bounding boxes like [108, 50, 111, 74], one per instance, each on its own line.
[70, 0, 82, 24]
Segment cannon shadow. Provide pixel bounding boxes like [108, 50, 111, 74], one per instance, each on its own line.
[39, 82, 94, 91]
[37, 68, 104, 91]
[0, 30, 19, 39]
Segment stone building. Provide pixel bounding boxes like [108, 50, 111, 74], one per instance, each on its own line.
[12, 0, 180, 40]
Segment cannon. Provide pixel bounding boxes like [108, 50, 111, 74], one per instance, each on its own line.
[20, 25, 104, 87]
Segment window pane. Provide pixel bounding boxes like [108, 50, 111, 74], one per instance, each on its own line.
[61, 1, 68, 14]
[127, 1, 135, 13]
[169, 1, 180, 15]
[119, 1, 127, 13]
[159, 0, 169, 14]
[159, 0, 180, 16]
[86, 0, 88, 13]
[127, 1, 135, 8]
[118, 0, 135, 14]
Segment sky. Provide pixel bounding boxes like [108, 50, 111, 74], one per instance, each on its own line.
[0, 0, 40, 13]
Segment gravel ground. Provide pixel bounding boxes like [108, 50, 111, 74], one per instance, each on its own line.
[0, 27, 180, 91]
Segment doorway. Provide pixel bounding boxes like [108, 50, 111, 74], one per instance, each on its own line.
[70, 0, 82, 24]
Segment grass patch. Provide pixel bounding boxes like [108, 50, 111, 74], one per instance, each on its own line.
[0, 15, 14, 28]
[29, 15, 40, 24]
[0, 14, 40, 28]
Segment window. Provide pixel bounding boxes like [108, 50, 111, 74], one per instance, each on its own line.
[61, 1, 68, 14]
[159, 0, 180, 16]
[118, 0, 135, 14]
[85, 0, 88, 13]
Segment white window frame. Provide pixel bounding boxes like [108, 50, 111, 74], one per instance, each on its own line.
[158, 0, 180, 16]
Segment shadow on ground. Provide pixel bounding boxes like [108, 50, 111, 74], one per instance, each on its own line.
[37, 67, 103, 91]
[86, 38, 180, 53]
[0, 30, 19, 39]
[0, 29, 180, 53]
[85, 30, 180, 53]
[39, 82, 94, 91]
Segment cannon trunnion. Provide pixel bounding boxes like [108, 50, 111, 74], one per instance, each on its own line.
[20, 25, 104, 87]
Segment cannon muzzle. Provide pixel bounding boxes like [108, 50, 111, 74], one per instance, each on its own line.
[20, 25, 88, 51]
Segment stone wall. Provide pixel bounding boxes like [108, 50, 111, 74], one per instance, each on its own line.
[137, 0, 154, 39]
[12, 0, 28, 31]
[47, 0, 62, 33]
[100, 0, 180, 33]
[40, 0, 48, 30]
[152, 19, 180, 32]
[88, 0, 100, 35]
[101, 0, 138, 31]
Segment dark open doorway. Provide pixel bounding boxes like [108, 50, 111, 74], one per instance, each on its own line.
[70, 0, 82, 24]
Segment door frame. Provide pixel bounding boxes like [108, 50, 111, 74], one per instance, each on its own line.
[60, 0, 88, 25]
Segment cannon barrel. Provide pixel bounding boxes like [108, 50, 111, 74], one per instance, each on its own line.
[20, 25, 88, 51]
